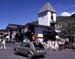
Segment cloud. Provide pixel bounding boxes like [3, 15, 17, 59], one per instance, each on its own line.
[61, 11, 75, 16]
[71, 11, 75, 15]
[61, 12, 71, 16]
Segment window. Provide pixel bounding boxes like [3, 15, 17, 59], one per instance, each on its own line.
[25, 43, 30, 47]
[33, 42, 44, 49]
[20, 43, 25, 47]
[51, 12, 53, 21]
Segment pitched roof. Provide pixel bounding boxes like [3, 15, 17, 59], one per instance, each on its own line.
[6, 24, 24, 30]
[30, 21, 38, 25]
[25, 21, 51, 28]
[38, 2, 56, 14]
[71, 13, 75, 17]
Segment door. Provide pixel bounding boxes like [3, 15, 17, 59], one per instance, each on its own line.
[24, 43, 30, 54]
[18, 43, 25, 54]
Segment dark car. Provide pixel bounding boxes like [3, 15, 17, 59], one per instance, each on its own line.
[14, 41, 46, 59]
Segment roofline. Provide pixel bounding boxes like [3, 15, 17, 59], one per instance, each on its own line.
[38, 2, 56, 14]
[38, 10, 56, 15]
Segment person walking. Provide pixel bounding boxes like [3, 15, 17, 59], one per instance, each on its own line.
[0, 39, 6, 50]
[0, 34, 7, 50]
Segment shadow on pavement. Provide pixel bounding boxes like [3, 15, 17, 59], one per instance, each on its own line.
[14, 53, 45, 59]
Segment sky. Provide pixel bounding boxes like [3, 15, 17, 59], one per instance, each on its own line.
[0, 0, 75, 29]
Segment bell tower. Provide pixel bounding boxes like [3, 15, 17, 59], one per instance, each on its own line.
[38, 2, 56, 26]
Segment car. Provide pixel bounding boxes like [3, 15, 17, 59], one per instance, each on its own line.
[14, 41, 46, 59]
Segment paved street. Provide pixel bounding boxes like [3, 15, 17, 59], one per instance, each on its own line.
[0, 43, 75, 59]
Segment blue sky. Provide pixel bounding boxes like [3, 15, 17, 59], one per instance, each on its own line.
[0, 0, 75, 29]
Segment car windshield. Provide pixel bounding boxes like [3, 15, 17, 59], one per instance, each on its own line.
[33, 42, 44, 49]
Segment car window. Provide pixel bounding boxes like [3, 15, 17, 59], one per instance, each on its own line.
[33, 42, 44, 49]
[20, 43, 25, 47]
[25, 43, 30, 47]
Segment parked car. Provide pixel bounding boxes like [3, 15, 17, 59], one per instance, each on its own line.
[14, 41, 46, 59]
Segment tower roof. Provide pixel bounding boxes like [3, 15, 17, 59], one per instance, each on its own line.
[38, 2, 56, 14]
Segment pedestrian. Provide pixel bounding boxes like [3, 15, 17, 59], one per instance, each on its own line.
[65, 38, 69, 48]
[15, 32, 19, 42]
[0, 39, 6, 50]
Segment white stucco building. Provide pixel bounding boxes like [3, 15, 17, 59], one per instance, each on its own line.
[38, 2, 56, 26]
[24, 2, 57, 43]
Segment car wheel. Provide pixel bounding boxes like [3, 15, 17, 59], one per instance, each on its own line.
[14, 51, 18, 55]
[28, 53, 33, 59]
[14, 49, 18, 55]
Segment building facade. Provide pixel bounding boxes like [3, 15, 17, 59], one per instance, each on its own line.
[23, 2, 57, 43]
